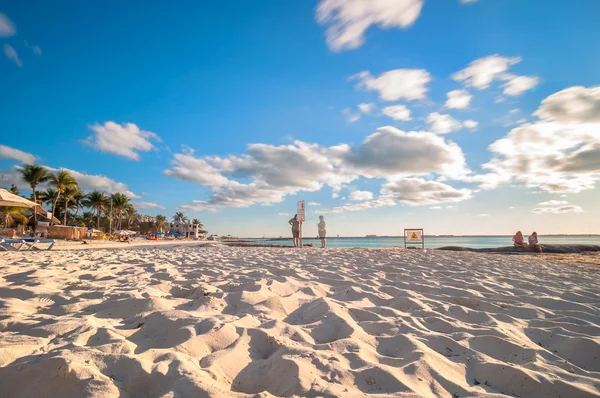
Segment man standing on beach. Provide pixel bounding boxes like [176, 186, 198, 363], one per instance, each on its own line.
[289, 214, 300, 247]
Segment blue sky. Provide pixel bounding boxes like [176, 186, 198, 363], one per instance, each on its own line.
[1, 0, 599, 237]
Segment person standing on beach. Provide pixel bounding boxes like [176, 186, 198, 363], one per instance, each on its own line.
[289, 214, 300, 247]
[318, 215, 327, 248]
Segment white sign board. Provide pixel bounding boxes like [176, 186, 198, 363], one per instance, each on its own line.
[297, 200, 306, 222]
[404, 228, 424, 248]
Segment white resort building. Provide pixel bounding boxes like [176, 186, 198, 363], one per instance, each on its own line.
[167, 218, 206, 239]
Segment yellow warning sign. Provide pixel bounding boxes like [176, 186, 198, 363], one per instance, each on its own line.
[405, 229, 423, 244]
[410, 232, 418, 239]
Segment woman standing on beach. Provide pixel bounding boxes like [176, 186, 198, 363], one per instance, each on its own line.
[289, 214, 300, 247]
[318, 215, 327, 248]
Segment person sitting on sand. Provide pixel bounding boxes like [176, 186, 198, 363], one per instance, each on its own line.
[513, 231, 527, 248]
[528, 231, 543, 253]
[318, 215, 327, 248]
[288, 214, 300, 247]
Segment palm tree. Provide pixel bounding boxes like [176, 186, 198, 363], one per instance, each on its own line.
[49, 170, 78, 226]
[124, 204, 138, 229]
[173, 212, 187, 222]
[61, 186, 80, 226]
[9, 184, 19, 195]
[72, 190, 85, 218]
[40, 188, 57, 207]
[191, 218, 204, 229]
[20, 164, 50, 206]
[0, 206, 28, 228]
[110, 193, 130, 230]
[155, 214, 167, 232]
[83, 191, 108, 229]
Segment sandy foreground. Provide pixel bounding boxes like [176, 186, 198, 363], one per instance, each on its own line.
[0, 247, 599, 398]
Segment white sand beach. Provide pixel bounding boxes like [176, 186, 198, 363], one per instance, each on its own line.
[1, 246, 599, 397]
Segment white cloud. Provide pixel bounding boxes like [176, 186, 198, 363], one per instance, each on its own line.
[430, 206, 442, 209]
[85, 122, 161, 160]
[308, 202, 321, 206]
[3, 44, 22, 67]
[532, 203, 583, 214]
[316, 0, 424, 51]
[474, 86, 600, 193]
[464, 120, 478, 130]
[445, 89, 472, 109]
[460, 0, 478, 3]
[502, 74, 539, 96]
[534, 86, 600, 123]
[452, 54, 521, 89]
[349, 190, 374, 201]
[382, 105, 411, 121]
[323, 195, 395, 214]
[278, 213, 291, 216]
[168, 127, 473, 212]
[132, 201, 166, 210]
[426, 112, 463, 134]
[538, 200, 569, 206]
[352, 69, 431, 101]
[336, 126, 471, 179]
[0, 145, 37, 163]
[477, 213, 489, 217]
[358, 103, 375, 114]
[342, 108, 361, 123]
[382, 178, 472, 205]
[0, 13, 16, 37]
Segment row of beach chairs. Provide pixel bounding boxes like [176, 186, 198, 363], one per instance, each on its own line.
[0, 238, 56, 251]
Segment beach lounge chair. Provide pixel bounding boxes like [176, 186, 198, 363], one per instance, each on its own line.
[0, 238, 55, 251]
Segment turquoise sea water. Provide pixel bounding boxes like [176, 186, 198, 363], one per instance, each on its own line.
[256, 235, 600, 249]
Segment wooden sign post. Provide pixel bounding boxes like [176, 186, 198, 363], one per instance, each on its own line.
[297, 200, 305, 248]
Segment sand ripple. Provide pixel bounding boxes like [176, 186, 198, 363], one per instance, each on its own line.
[1, 247, 599, 397]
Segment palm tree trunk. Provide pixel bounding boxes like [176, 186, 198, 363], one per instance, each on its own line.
[32, 186, 37, 233]
[51, 193, 60, 226]
[96, 207, 101, 230]
[63, 198, 70, 226]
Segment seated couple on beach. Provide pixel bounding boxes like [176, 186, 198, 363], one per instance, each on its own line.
[513, 231, 543, 252]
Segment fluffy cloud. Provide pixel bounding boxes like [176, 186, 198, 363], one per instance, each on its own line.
[382, 105, 411, 121]
[308, 202, 321, 206]
[358, 103, 375, 114]
[0, 145, 37, 163]
[381, 178, 472, 205]
[463, 120, 478, 130]
[336, 127, 470, 179]
[453, 54, 521, 89]
[476, 86, 600, 193]
[352, 69, 431, 101]
[3, 44, 22, 67]
[168, 127, 471, 212]
[460, 0, 478, 3]
[502, 74, 539, 96]
[0, 13, 15, 37]
[426, 113, 463, 134]
[316, 0, 424, 51]
[534, 86, 600, 123]
[445, 89, 472, 109]
[132, 201, 165, 210]
[349, 190, 374, 201]
[85, 122, 161, 161]
[452, 54, 538, 96]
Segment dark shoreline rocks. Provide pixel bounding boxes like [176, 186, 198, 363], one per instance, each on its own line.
[436, 245, 600, 254]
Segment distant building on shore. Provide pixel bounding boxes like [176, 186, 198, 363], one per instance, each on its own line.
[167, 218, 207, 239]
[366, 235, 377, 238]
[137, 214, 154, 223]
